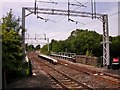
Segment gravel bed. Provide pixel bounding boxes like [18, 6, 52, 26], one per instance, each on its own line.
[52, 56, 120, 76]
[43, 58, 119, 88]
[23, 54, 119, 89]
[103, 69, 120, 76]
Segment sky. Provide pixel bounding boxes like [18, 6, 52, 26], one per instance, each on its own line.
[0, 0, 119, 46]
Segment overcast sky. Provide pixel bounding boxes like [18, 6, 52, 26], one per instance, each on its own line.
[0, 0, 119, 46]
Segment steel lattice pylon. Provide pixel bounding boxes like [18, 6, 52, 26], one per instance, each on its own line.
[102, 14, 110, 66]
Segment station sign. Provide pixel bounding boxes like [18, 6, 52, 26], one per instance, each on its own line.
[112, 58, 119, 64]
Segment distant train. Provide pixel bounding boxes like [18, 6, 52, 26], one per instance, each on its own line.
[38, 54, 58, 64]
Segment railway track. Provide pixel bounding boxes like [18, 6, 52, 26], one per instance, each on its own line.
[30, 55, 93, 89]
[57, 59, 120, 88]
[28, 52, 120, 88]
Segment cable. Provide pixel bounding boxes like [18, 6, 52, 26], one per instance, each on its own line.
[34, 1, 118, 40]
[49, 11, 118, 39]
[79, 11, 118, 28]
[36, 0, 58, 27]
[44, 1, 92, 39]
[37, 0, 89, 32]
[46, 1, 89, 32]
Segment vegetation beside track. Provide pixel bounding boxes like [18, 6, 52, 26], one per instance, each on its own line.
[41, 29, 120, 58]
[1, 9, 32, 88]
[41, 29, 120, 68]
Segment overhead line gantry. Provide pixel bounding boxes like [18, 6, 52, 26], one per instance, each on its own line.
[22, 0, 110, 68]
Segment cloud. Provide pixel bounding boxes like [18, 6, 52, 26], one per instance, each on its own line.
[0, 0, 34, 2]
[1, 1, 119, 45]
[0, 0, 120, 3]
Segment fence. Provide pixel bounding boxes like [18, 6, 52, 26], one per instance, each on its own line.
[75, 55, 98, 67]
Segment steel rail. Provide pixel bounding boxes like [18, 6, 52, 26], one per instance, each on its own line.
[32, 56, 93, 89]
[57, 59, 120, 87]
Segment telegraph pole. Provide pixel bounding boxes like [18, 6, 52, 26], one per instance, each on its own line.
[21, 7, 26, 76]
[22, 7, 26, 62]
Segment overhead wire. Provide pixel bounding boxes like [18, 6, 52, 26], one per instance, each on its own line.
[47, 0, 90, 38]
[48, 11, 118, 39]
[45, 0, 90, 38]
[45, 0, 84, 29]
[25, 33, 47, 45]
[46, 0, 89, 35]
[36, 0, 57, 22]
[33, 1, 118, 40]
[44, 2, 68, 31]
[78, 11, 118, 28]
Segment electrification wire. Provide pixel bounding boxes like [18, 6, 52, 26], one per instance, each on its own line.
[45, 1, 91, 39]
[43, 2, 118, 43]
[35, 1, 118, 40]
[79, 11, 118, 27]
[38, 0, 87, 31]
[35, 0, 58, 30]
[46, 1, 89, 34]
[49, 11, 118, 39]
[36, 0, 58, 23]
[26, 33, 47, 45]
[42, 2, 69, 30]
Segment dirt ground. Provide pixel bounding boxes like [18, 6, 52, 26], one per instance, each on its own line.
[7, 73, 52, 89]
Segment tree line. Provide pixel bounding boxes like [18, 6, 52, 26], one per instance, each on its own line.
[26, 44, 41, 51]
[41, 29, 120, 58]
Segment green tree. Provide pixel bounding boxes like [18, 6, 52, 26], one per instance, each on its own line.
[41, 44, 49, 55]
[110, 36, 120, 58]
[35, 44, 41, 50]
[41, 29, 120, 59]
[26, 44, 35, 51]
[1, 9, 23, 85]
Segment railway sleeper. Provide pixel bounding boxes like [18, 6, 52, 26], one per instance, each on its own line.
[68, 86, 82, 88]
[63, 82, 79, 87]
[47, 64, 93, 89]
[34, 56, 93, 89]
[61, 81, 75, 85]
[60, 79, 71, 82]
[53, 75, 67, 79]
[60, 80, 83, 88]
